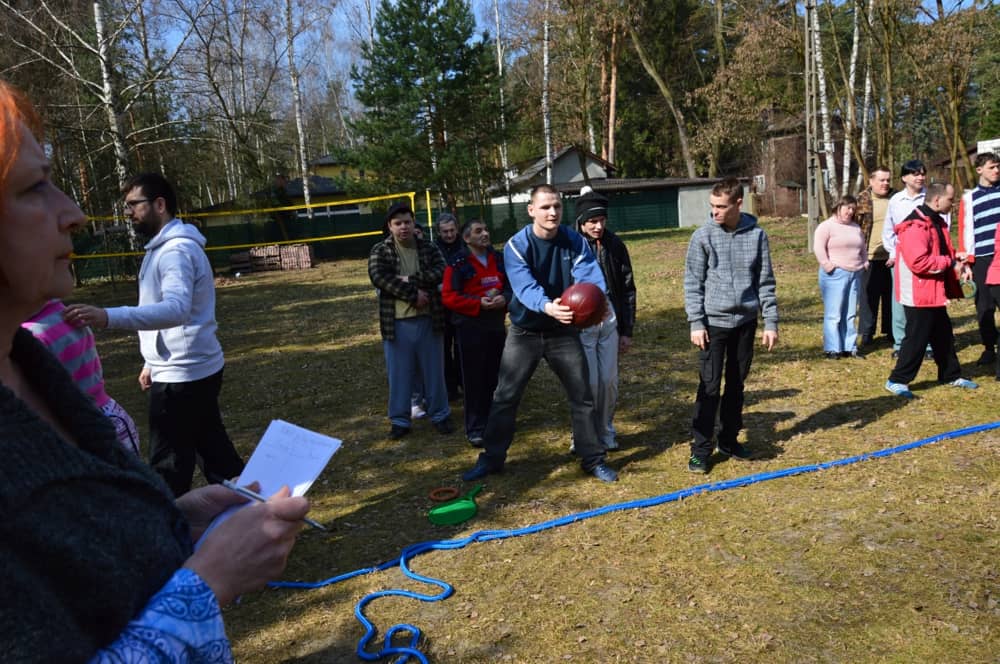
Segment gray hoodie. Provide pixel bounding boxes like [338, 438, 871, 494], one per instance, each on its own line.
[683, 212, 778, 332]
[106, 219, 224, 382]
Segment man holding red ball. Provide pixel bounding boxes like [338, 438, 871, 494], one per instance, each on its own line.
[462, 184, 618, 483]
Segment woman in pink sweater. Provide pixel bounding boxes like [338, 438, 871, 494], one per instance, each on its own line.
[814, 195, 869, 358]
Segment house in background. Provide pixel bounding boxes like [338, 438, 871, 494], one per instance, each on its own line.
[490, 146, 616, 206]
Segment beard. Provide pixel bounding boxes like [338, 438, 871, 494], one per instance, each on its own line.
[132, 217, 159, 239]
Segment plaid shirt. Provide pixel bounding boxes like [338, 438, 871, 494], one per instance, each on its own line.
[368, 236, 446, 340]
[856, 186, 896, 248]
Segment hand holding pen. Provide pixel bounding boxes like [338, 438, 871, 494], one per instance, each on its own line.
[221, 479, 327, 530]
[183, 484, 311, 606]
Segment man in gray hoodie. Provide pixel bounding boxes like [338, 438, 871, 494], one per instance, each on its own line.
[65, 173, 244, 496]
[683, 178, 778, 474]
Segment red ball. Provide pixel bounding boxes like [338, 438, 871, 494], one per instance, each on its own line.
[560, 282, 607, 328]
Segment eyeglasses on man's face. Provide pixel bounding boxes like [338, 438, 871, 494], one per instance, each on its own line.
[123, 197, 154, 212]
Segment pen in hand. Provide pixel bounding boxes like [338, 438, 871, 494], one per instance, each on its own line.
[221, 479, 327, 531]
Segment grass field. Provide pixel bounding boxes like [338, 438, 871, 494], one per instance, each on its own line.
[78, 217, 999, 663]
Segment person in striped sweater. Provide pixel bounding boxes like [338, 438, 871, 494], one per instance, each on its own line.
[956, 152, 1000, 366]
[22, 298, 140, 455]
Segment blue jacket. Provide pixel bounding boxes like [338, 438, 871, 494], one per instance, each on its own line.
[504, 224, 606, 331]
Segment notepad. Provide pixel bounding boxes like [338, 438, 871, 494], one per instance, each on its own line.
[237, 419, 342, 497]
[193, 420, 341, 547]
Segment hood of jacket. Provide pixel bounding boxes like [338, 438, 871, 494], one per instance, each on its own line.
[704, 211, 759, 234]
[145, 218, 206, 251]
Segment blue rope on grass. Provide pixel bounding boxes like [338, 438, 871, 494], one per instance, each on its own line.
[270, 421, 1000, 663]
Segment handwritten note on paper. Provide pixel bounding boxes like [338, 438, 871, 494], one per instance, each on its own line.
[238, 419, 342, 498]
[193, 420, 341, 549]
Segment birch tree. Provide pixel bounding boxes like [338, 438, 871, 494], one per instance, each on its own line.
[811, 2, 839, 197]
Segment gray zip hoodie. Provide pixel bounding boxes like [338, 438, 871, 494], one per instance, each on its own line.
[106, 219, 224, 382]
[683, 212, 778, 332]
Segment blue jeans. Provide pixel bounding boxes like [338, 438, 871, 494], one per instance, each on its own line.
[579, 317, 619, 447]
[480, 324, 606, 471]
[383, 317, 449, 428]
[819, 267, 860, 353]
[891, 266, 905, 351]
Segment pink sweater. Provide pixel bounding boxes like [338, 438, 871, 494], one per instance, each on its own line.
[814, 217, 868, 273]
[21, 299, 111, 408]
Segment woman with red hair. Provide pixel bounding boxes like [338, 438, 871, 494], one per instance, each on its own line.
[0, 81, 310, 662]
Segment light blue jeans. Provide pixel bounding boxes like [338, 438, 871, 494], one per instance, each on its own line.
[383, 317, 449, 428]
[579, 317, 619, 447]
[819, 267, 861, 353]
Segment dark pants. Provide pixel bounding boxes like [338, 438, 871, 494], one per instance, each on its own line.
[888, 306, 961, 385]
[480, 324, 606, 471]
[148, 368, 245, 497]
[691, 321, 756, 459]
[456, 323, 505, 438]
[860, 259, 893, 340]
[972, 256, 998, 351]
[443, 320, 462, 398]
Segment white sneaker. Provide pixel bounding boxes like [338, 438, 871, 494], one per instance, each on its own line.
[411, 403, 427, 419]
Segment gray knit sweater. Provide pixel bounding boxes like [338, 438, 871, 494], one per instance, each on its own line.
[0, 328, 191, 662]
[683, 213, 779, 332]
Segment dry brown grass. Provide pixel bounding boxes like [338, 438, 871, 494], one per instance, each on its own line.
[79, 218, 999, 663]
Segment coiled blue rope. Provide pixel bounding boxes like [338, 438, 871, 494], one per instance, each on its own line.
[270, 421, 1000, 663]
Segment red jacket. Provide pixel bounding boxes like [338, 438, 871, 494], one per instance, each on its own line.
[441, 248, 509, 328]
[894, 204, 963, 307]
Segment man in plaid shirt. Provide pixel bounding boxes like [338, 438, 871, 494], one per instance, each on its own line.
[369, 202, 453, 439]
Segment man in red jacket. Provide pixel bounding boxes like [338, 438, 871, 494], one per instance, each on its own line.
[885, 182, 977, 398]
[441, 219, 510, 446]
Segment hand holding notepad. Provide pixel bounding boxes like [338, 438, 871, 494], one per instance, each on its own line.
[198, 420, 341, 543]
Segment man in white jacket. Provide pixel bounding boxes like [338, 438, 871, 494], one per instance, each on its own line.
[66, 173, 244, 496]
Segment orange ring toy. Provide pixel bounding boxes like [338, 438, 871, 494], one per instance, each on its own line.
[429, 487, 460, 502]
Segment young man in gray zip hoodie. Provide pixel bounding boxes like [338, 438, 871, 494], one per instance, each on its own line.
[65, 173, 244, 496]
[683, 178, 778, 474]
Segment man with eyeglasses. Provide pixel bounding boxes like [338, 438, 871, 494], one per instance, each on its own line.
[65, 173, 244, 496]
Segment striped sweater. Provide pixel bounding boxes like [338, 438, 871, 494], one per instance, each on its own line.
[22, 299, 111, 408]
[958, 183, 1000, 259]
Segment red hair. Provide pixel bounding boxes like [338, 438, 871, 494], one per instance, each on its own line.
[0, 80, 43, 208]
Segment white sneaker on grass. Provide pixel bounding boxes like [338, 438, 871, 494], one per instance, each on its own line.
[948, 378, 978, 389]
[885, 380, 915, 399]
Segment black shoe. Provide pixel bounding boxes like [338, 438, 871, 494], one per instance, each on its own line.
[462, 455, 503, 481]
[468, 435, 485, 448]
[688, 455, 709, 474]
[843, 350, 864, 359]
[588, 463, 618, 482]
[717, 442, 752, 460]
[976, 349, 997, 366]
[433, 418, 454, 435]
[824, 351, 840, 359]
[389, 424, 410, 439]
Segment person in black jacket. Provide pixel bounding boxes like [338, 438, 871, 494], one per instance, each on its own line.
[574, 187, 636, 450]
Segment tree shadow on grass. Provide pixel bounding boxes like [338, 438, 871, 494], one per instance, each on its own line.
[749, 394, 910, 452]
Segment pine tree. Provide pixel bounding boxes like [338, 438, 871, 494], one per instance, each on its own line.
[350, 0, 503, 205]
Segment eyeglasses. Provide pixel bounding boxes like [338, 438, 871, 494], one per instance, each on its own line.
[123, 198, 153, 212]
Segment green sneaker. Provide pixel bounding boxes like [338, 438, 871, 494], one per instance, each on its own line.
[687, 455, 709, 474]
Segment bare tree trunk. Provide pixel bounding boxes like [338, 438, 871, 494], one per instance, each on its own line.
[607, 25, 618, 166]
[810, 5, 839, 197]
[286, 0, 311, 218]
[855, 0, 875, 190]
[494, 0, 511, 195]
[841, 0, 861, 195]
[542, 0, 553, 184]
[628, 25, 696, 178]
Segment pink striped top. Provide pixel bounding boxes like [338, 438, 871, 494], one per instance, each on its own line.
[22, 299, 111, 408]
